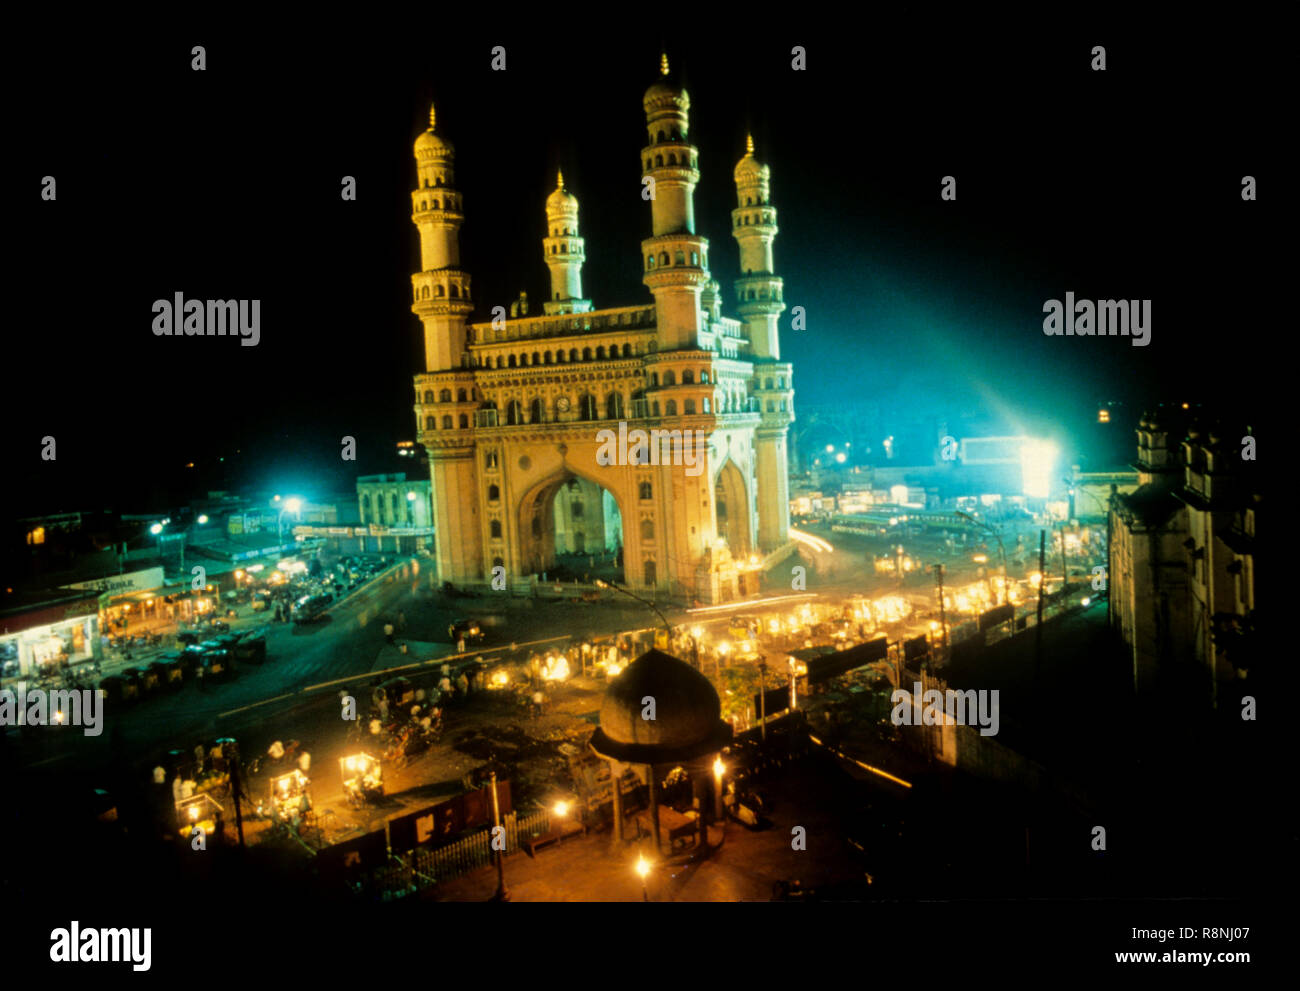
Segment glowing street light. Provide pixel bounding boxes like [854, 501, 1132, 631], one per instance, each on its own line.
[149, 523, 163, 535]
[197, 514, 209, 525]
[636, 855, 651, 901]
[713, 757, 725, 819]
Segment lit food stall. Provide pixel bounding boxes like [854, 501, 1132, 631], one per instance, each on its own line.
[267, 769, 311, 823]
[176, 792, 224, 840]
[340, 752, 383, 806]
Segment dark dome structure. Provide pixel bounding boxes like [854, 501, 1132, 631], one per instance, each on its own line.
[590, 649, 732, 764]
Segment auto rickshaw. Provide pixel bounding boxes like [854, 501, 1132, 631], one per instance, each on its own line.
[233, 635, 266, 665]
[151, 658, 184, 691]
[134, 664, 161, 696]
[372, 676, 415, 710]
[201, 651, 233, 683]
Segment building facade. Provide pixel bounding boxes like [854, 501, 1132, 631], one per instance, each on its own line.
[357, 473, 433, 531]
[408, 58, 794, 602]
[1109, 409, 1258, 710]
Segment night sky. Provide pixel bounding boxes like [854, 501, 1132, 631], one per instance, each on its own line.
[9, 19, 1278, 518]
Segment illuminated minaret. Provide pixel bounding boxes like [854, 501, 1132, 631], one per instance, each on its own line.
[543, 170, 592, 315]
[732, 134, 784, 359]
[410, 104, 482, 582]
[641, 53, 710, 351]
[411, 104, 473, 371]
[734, 134, 793, 550]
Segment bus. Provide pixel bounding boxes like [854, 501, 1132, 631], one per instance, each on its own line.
[292, 594, 331, 624]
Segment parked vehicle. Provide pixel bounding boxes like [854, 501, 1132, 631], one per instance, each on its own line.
[151, 658, 184, 691]
[293, 595, 331, 625]
[233, 635, 267, 664]
[134, 665, 161, 696]
[372, 677, 416, 711]
[448, 618, 485, 644]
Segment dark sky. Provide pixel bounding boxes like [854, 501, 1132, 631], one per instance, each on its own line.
[9, 18, 1279, 518]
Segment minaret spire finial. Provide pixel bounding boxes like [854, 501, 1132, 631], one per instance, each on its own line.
[660, 52, 670, 76]
[429, 103, 436, 130]
[746, 133, 754, 154]
[557, 168, 564, 190]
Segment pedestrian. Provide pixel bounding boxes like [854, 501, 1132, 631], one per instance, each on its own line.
[532, 689, 545, 719]
[194, 743, 206, 778]
[384, 622, 394, 644]
[457, 672, 469, 697]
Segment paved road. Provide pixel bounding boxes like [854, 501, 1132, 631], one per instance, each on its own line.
[10, 559, 429, 773]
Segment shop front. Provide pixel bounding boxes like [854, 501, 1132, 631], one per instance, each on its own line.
[0, 600, 100, 681]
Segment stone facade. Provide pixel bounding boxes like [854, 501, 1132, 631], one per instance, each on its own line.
[408, 60, 794, 601]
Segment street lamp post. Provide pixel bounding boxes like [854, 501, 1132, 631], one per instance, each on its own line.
[490, 771, 510, 902]
[594, 579, 672, 643]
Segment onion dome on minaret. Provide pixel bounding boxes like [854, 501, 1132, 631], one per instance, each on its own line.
[546, 168, 578, 215]
[414, 103, 454, 160]
[643, 52, 689, 114]
[543, 169, 590, 315]
[734, 132, 768, 185]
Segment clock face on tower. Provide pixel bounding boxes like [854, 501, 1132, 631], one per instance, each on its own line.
[556, 396, 571, 412]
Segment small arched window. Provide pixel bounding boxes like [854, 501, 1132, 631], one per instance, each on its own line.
[459, 414, 469, 428]
[666, 400, 678, 415]
[663, 371, 676, 386]
[596, 346, 606, 360]
[570, 348, 579, 362]
[583, 347, 593, 361]
[424, 390, 434, 403]
[660, 252, 669, 266]
[490, 520, 502, 539]
[506, 400, 523, 425]
[425, 415, 436, 429]
[641, 519, 655, 541]
[700, 371, 709, 384]
[450, 285, 459, 298]
[647, 254, 656, 270]
[440, 388, 452, 402]
[442, 415, 453, 428]
[682, 370, 694, 385]
[488, 484, 500, 501]
[639, 482, 652, 500]
[578, 394, 597, 421]
[622, 343, 632, 357]
[655, 154, 663, 167]
[702, 397, 710, 413]
[684, 399, 696, 414]
[530, 398, 543, 423]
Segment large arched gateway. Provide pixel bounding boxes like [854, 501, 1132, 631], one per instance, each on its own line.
[408, 62, 795, 602]
[517, 469, 624, 582]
